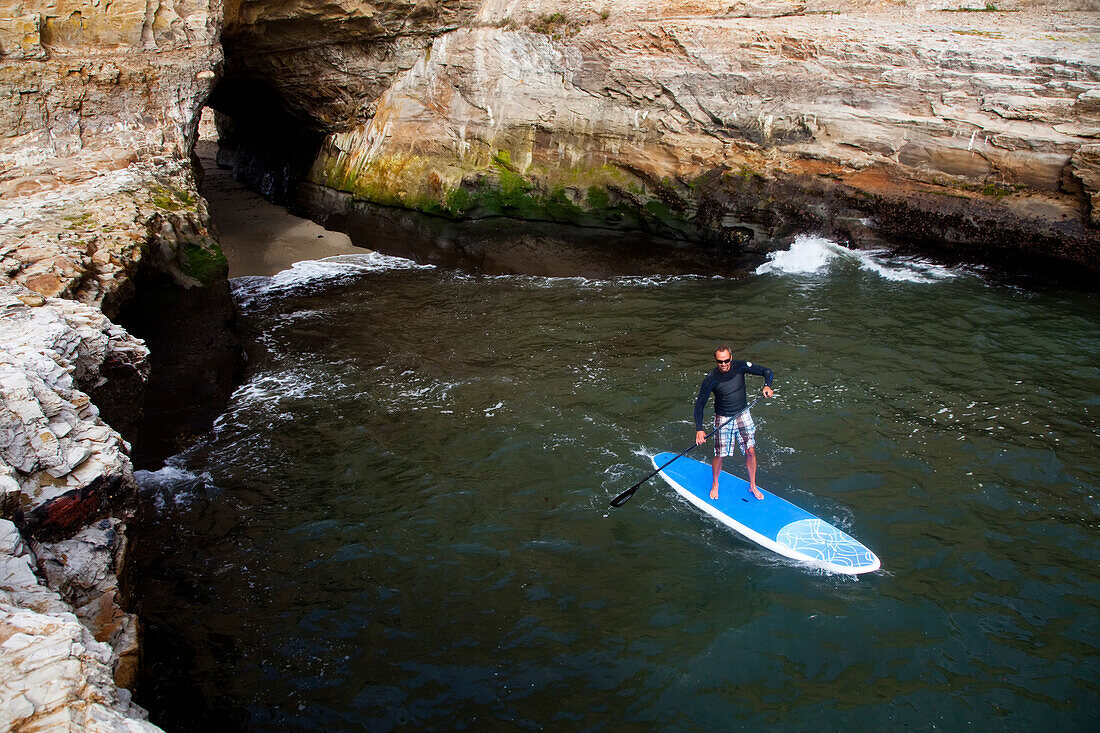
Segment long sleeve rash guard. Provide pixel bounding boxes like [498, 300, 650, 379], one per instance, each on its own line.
[693, 361, 773, 430]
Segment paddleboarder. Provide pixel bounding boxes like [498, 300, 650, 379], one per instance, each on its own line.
[694, 345, 774, 500]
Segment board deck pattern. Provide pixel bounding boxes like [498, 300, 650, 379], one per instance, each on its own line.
[652, 452, 880, 574]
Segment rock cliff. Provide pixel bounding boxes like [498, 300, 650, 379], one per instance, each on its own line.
[0, 286, 155, 729]
[1, 517, 160, 731]
[299, 0, 1100, 272]
[1, 1, 230, 729]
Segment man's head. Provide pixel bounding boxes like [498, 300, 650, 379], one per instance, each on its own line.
[714, 345, 732, 372]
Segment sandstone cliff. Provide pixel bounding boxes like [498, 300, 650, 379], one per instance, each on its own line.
[1, 1, 227, 729]
[296, 0, 1099, 272]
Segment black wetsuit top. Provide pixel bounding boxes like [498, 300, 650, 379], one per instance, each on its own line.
[693, 361, 774, 430]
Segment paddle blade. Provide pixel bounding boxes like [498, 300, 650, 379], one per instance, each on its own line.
[609, 484, 640, 507]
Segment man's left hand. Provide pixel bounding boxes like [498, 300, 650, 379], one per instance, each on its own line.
[763, 386, 774, 398]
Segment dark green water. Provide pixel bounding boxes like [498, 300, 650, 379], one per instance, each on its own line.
[131, 239, 1099, 730]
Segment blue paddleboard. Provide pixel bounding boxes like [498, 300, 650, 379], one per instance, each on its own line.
[652, 452, 881, 574]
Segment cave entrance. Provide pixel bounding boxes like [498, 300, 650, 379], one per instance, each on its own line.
[115, 88, 362, 461]
[200, 79, 326, 206]
[191, 99, 360, 280]
[195, 71, 368, 276]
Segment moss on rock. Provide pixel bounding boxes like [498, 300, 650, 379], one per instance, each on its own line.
[178, 241, 227, 285]
[149, 183, 197, 212]
[310, 141, 700, 239]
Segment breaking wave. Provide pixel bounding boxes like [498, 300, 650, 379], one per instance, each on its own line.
[231, 252, 433, 308]
[135, 464, 208, 510]
[756, 235, 960, 283]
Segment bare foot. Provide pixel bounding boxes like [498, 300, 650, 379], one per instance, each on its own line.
[750, 486, 763, 500]
[710, 486, 719, 500]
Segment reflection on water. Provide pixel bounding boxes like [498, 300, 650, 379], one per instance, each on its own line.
[131, 238, 1100, 731]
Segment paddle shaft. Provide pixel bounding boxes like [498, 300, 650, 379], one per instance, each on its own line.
[609, 396, 762, 508]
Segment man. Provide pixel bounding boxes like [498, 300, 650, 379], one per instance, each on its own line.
[694, 345, 774, 500]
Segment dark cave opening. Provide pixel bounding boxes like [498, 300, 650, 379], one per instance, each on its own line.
[203, 77, 327, 207]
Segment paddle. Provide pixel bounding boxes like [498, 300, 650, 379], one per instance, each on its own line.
[610, 396, 762, 508]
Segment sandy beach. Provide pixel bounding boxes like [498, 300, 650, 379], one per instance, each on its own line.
[195, 140, 364, 278]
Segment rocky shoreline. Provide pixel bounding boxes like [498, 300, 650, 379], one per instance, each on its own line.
[1, 286, 157, 729]
[1, 0, 225, 727]
[1, 0, 1097, 730]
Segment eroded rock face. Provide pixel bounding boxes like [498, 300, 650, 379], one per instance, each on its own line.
[1, 519, 157, 732]
[0, 0, 222, 160]
[0, 285, 148, 692]
[0, 156, 227, 317]
[215, 0, 801, 135]
[218, 0, 483, 131]
[32, 517, 141, 690]
[1070, 141, 1100, 225]
[0, 286, 147, 529]
[0, 0, 226, 313]
[211, 1, 1099, 274]
[1, 3, 228, 726]
[209, 0, 486, 199]
[1, 0, 242, 453]
[295, 1, 1099, 273]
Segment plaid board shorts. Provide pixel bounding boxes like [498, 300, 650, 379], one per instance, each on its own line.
[714, 409, 755, 457]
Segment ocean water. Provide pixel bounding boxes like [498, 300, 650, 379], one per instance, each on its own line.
[130, 235, 1099, 730]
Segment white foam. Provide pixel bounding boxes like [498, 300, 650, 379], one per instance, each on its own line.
[854, 251, 957, 283]
[273, 252, 431, 283]
[756, 235, 959, 283]
[446, 271, 710, 289]
[756, 235, 841, 274]
[135, 464, 200, 487]
[224, 366, 358, 414]
[232, 252, 433, 306]
[135, 465, 206, 509]
[372, 375, 470, 413]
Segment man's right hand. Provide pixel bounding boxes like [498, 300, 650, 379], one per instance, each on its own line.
[695, 430, 706, 445]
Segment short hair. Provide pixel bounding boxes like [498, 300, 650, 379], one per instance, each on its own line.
[714, 345, 732, 357]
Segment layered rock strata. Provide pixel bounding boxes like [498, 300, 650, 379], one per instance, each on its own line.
[0, 514, 161, 731]
[0, 287, 153, 729]
[218, 0, 484, 131]
[1, 519, 158, 732]
[0, 288, 147, 529]
[1, 1, 227, 729]
[210, 0, 486, 200]
[297, 1, 1100, 273]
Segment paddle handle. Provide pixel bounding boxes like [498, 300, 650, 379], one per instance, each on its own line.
[609, 396, 761, 508]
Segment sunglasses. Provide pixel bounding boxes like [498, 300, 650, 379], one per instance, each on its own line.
[716, 358, 731, 364]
